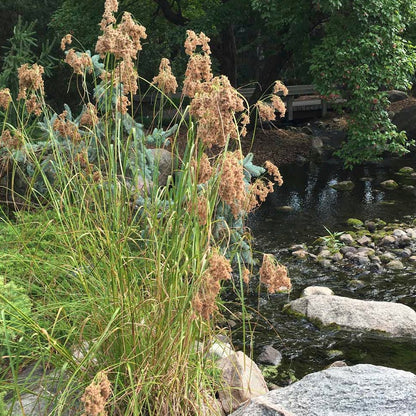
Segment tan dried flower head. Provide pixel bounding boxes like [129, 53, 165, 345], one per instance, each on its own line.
[115, 57, 138, 95]
[271, 95, 286, 118]
[273, 80, 288, 96]
[118, 12, 147, 54]
[17, 63, 44, 100]
[259, 254, 291, 294]
[80, 103, 99, 127]
[96, 9, 147, 62]
[0, 88, 12, 110]
[255, 100, 276, 122]
[218, 151, 246, 217]
[0, 129, 21, 150]
[81, 371, 112, 416]
[242, 267, 250, 285]
[240, 112, 250, 137]
[265, 161, 283, 186]
[191, 153, 212, 184]
[192, 250, 231, 320]
[183, 54, 213, 98]
[189, 76, 245, 148]
[116, 95, 130, 114]
[25, 94, 42, 116]
[184, 30, 211, 56]
[53, 110, 82, 142]
[100, 0, 118, 30]
[65, 49, 93, 75]
[60, 34, 72, 51]
[152, 58, 178, 95]
[245, 179, 274, 212]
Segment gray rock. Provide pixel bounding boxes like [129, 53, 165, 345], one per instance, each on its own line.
[351, 253, 370, 265]
[331, 252, 343, 262]
[357, 235, 372, 246]
[339, 233, 354, 244]
[340, 246, 357, 256]
[388, 90, 408, 102]
[286, 294, 416, 338]
[302, 286, 334, 297]
[292, 249, 308, 259]
[148, 148, 173, 187]
[318, 249, 331, 258]
[330, 181, 355, 191]
[393, 229, 408, 238]
[380, 252, 396, 263]
[409, 255, 416, 263]
[405, 228, 416, 239]
[379, 235, 396, 246]
[230, 364, 416, 416]
[257, 345, 283, 366]
[397, 248, 412, 258]
[218, 351, 269, 414]
[386, 260, 405, 270]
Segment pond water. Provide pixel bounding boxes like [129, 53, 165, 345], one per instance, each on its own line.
[236, 154, 416, 385]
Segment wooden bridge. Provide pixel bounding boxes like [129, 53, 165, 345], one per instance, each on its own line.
[136, 84, 337, 121]
[239, 85, 336, 121]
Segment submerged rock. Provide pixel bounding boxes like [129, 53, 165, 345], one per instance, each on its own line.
[285, 294, 416, 339]
[257, 345, 283, 366]
[229, 364, 416, 416]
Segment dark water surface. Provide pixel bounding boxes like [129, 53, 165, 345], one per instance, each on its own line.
[239, 155, 416, 384]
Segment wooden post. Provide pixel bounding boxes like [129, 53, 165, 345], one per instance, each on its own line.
[321, 99, 328, 118]
[287, 96, 294, 121]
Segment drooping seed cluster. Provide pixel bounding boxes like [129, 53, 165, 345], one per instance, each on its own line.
[192, 251, 232, 320]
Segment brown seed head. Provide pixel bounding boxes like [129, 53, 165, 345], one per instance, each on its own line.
[255, 100, 275, 122]
[80, 103, 99, 127]
[65, 49, 93, 75]
[192, 250, 231, 320]
[259, 254, 291, 294]
[81, 371, 112, 416]
[265, 161, 283, 186]
[53, 111, 82, 143]
[0, 129, 22, 150]
[273, 80, 288, 96]
[218, 151, 246, 217]
[60, 34, 72, 51]
[0, 88, 12, 110]
[25, 94, 42, 116]
[17, 63, 44, 100]
[152, 58, 178, 95]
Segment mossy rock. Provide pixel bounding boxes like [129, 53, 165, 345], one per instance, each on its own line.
[330, 181, 355, 191]
[380, 180, 399, 190]
[346, 218, 363, 229]
[398, 166, 414, 174]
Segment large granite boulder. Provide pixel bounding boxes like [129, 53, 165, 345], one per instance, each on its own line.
[230, 364, 416, 416]
[285, 294, 416, 339]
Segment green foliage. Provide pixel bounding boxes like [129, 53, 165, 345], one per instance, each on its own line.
[0, 391, 6, 416]
[310, 0, 416, 167]
[0, 17, 56, 95]
[0, 276, 32, 357]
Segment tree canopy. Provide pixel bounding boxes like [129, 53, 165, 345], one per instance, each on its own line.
[1, 0, 416, 166]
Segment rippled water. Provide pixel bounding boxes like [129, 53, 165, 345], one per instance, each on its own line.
[236, 155, 416, 384]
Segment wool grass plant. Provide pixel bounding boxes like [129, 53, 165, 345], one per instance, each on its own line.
[0, 1, 290, 414]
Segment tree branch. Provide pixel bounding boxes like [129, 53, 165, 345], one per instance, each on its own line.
[152, 0, 188, 26]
